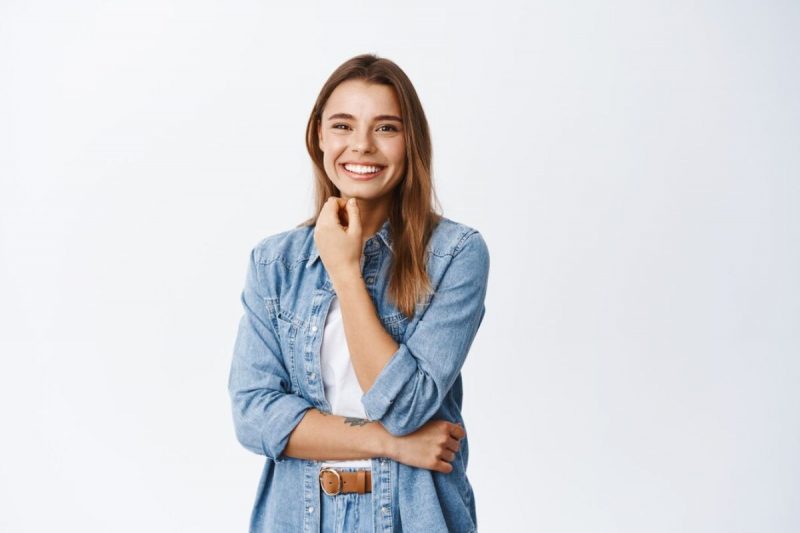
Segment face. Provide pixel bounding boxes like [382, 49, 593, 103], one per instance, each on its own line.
[317, 79, 407, 211]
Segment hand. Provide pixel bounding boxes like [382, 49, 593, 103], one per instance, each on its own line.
[388, 419, 466, 474]
[314, 197, 363, 281]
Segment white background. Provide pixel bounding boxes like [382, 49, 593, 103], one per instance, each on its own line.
[1, 1, 798, 532]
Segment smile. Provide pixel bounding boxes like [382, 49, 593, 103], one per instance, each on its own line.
[340, 163, 386, 180]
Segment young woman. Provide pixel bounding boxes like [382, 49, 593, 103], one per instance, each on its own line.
[228, 53, 490, 533]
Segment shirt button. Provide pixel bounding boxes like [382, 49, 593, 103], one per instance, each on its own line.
[309, 372, 315, 380]
[307, 506, 314, 513]
[311, 325, 318, 332]
[382, 506, 391, 515]
[366, 277, 375, 284]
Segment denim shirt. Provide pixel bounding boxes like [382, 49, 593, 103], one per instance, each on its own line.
[228, 216, 490, 533]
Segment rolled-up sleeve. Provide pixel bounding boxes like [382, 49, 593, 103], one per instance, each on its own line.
[228, 247, 314, 461]
[361, 231, 490, 436]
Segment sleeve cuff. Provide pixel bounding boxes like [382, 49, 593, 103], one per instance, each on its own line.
[260, 393, 314, 462]
[361, 343, 417, 421]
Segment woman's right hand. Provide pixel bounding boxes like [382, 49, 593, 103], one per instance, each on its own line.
[388, 419, 466, 473]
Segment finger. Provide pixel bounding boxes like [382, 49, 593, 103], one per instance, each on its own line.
[436, 460, 454, 474]
[333, 197, 353, 227]
[439, 449, 456, 462]
[448, 423, 466, 440]
[445, 437, 460, 453]
[318, 197, 336, 219]
[345, 197, 362, 235]
[319, 197, 344, 228]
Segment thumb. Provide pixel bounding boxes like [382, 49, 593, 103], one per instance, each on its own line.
[345, 197, 362, 236]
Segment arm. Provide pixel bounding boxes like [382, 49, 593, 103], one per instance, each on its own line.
[330, 273, 398, 393]
[314, 200, 489, 437]
[228, 247, 316, 462]
[356, 231, 490, 437]
[284, 409, 467, 473]
[283, 409, 389, 461]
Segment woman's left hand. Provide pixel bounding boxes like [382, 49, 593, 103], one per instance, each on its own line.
[314, 196, 363, 281]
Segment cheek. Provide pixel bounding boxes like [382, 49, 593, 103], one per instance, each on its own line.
[322, 139, 346, 163]
[325, 135, 347, 160]
[383, 140, 406, 165]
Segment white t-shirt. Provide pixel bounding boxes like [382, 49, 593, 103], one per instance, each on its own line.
[319, 296, 372, 469]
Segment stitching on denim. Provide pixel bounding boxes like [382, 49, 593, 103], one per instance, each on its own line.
[258, 255, 310, 271]
[428, 229, 479, 258]
[263, 297, 282, 335]
[452, 229, 480, 257]
[379, 312, 406, 326]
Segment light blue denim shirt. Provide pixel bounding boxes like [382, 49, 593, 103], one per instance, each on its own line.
[228, 216, 490, 532]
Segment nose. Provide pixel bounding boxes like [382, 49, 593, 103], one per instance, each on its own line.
[351, 129, 375, 154]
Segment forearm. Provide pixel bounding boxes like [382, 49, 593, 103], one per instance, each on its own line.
[332, 270, 398, 392]
[283, 408, 395, 461]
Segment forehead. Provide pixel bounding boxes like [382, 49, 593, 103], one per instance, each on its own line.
[324, 79, 400, 117]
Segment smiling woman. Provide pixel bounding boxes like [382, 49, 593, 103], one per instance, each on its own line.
[317, 79, 408, 230]
[228, 53, 489, 533]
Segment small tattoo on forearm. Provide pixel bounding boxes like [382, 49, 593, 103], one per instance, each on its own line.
[344, 417, 370, 427]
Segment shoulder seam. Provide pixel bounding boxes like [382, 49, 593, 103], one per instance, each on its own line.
[453, 229, 480, 257]
[251, 225, 314, 269]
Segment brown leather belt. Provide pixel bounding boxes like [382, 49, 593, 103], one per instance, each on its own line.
[319, 468, 372, 496]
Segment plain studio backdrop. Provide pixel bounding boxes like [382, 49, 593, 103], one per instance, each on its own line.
[1, 1, 798, 532]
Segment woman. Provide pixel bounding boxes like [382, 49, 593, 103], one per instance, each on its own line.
[228, 53, 490, 533]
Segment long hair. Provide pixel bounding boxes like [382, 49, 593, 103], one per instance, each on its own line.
[303, 53, 442, 318]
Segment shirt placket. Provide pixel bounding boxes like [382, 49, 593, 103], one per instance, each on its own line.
[302, 277, 335, 532]
[363, 240, 396, 531]
[373, 457, 395, 531]
[303, 237, 396, 532]
[362, 237, 382, 292]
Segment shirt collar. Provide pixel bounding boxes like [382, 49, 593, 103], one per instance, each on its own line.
[307, 217, 393, 268]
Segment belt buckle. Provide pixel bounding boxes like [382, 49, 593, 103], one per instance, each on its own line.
[319, 468, 342, 496]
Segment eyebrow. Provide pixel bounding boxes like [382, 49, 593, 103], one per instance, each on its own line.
[326, 113, 403, 123]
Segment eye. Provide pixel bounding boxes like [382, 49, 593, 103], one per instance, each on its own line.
[377, 124, 399, 132]
[332, 123, 351, 130]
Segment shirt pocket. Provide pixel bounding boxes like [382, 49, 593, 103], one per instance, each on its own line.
[379, 292, 434, 343]
[380, 311, 409, 344]
[265, 297, 302, 393]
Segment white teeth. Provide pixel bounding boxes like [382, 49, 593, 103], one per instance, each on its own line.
[344, 164, 382, 174]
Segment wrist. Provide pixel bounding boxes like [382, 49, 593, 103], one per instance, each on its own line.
[370, 422, 398, 459]
[330, 265, 363, 292]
